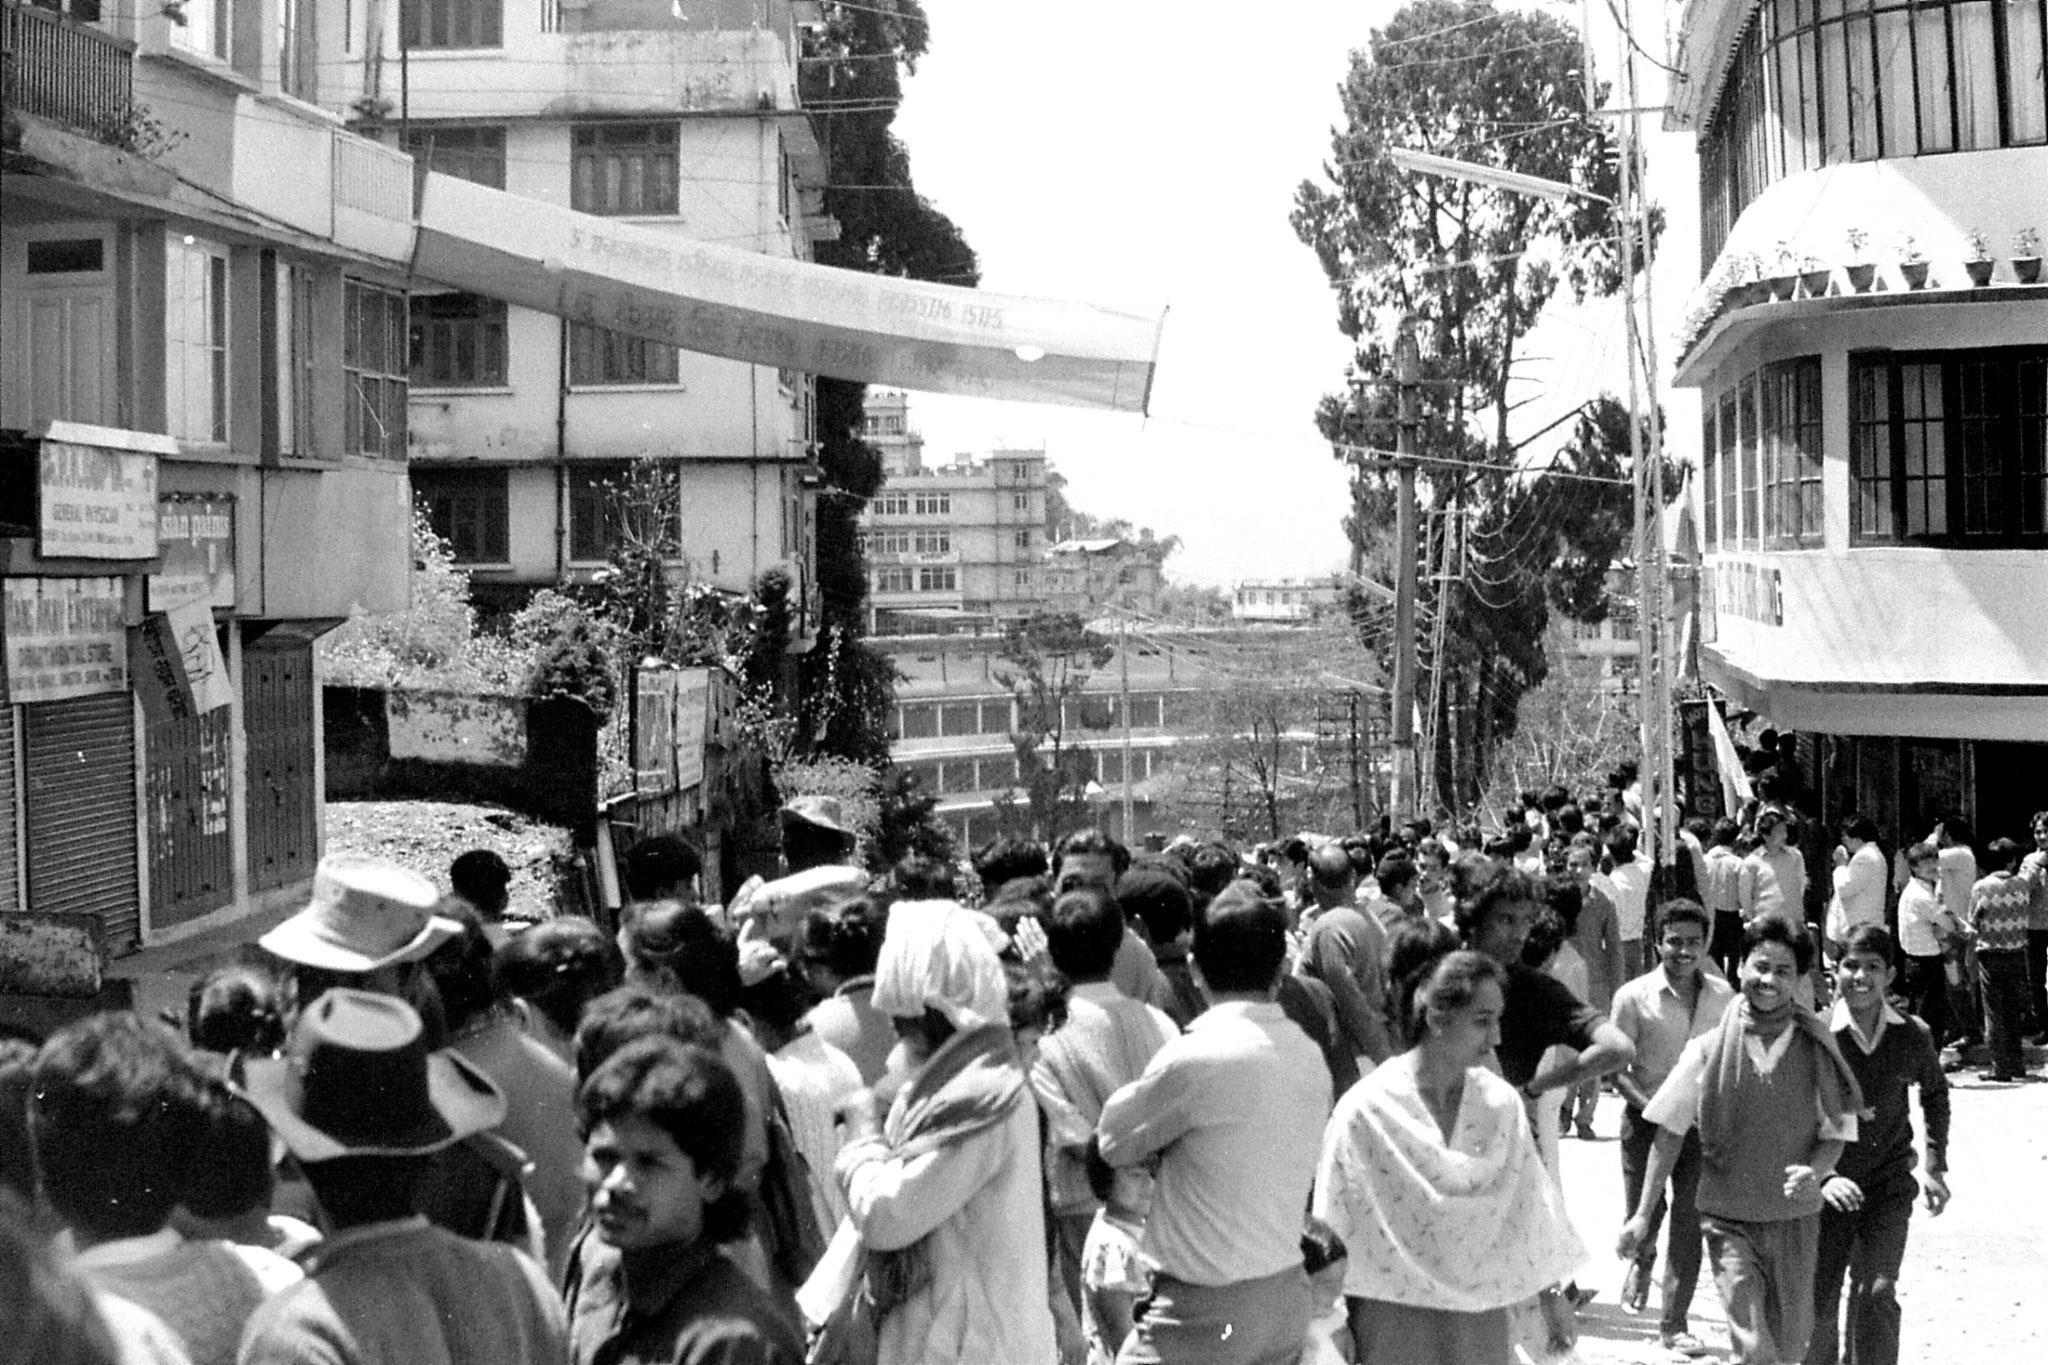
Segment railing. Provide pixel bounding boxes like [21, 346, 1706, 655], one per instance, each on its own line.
[333, 131, 413, 222]
[1, 2, 135, 139]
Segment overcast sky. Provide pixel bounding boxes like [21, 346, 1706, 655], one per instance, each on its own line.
[887, 0, 1697, 588]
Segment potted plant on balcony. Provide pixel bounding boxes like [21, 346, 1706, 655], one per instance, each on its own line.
[2014, 228, 2042, 285]
[1963, 230, 1995, 287]
[1898, 233, 1930, 291]
[1767, 242, 1799, 301]
[1726, 250, 1766, 307]
[1844, 228, 1876, 294]
[1796, 249, 1831, 298]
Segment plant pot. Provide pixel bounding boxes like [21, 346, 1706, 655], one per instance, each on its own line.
[2014, 256, 2043, 284]
[1799, 269, 1831, 298]
[1845, 263, 1877, 294]
[1767, 274, 1797, 302]
[1900, 261, 1930, 291]
[1964, 259, 1995, 287]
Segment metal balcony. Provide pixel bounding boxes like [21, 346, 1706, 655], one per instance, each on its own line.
[2, 1, 135, 140]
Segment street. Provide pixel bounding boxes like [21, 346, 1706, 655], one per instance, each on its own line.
[1553, 1057, 2048, 1363]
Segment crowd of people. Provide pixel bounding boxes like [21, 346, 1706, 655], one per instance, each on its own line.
[3, 784, 2041, 1365]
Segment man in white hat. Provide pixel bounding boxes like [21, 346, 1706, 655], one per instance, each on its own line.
[729, 795, 867, 946]
[237, 989, 567, 1365]
[260, 854, 463, 1000]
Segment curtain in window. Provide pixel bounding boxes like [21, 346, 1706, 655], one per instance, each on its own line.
[2005, 0, 2048, 142]
[1874, 3, 1918, 153]
[1913, 2, 1957, 149]
[1952, 1, 2002, 147]
[1845, 0, 1882, 155]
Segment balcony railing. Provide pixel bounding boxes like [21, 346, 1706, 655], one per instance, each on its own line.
[2, 1, 134, 139]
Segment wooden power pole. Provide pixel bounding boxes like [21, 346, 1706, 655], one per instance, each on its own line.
[1389, 327, 1421, 823]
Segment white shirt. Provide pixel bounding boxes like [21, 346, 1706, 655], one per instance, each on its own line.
[1832, 843, 1888, 932]
[1608, 856, 1653, 940]
[1897, 878, 1956, 958]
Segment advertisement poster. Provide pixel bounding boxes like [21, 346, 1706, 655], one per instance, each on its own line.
[4, 577, 128, 703]
[675, 668, 710, 791]
[149, 494, 237, 611]
[38, 442, 159, 559]
[133, 601, 231, 722]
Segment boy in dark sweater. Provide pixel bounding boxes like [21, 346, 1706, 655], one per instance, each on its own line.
[1806, 925, 1950, 1365]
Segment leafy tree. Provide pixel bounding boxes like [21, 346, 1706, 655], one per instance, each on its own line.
[992, 612, 1116, 842]
[872, 767, 958, 869]
[1291, 0, 1665, 807]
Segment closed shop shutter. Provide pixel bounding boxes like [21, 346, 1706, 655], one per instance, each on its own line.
[246, 644, 317, 894]
[24, 693, 140, 953]
[145, 705, 235, 932]
[0, 712, 18, 914]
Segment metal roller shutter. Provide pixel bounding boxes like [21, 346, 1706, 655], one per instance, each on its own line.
[0, 711, 18, 914]
[246, 644, 317, 894]
[145, 706, 236, 933]
[25, 693, 140, 954]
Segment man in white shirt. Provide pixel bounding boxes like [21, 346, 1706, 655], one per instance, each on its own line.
[1098, 880, 1330, 1365]
[1826, 815, 1889, 958]
[1609, 825, 1656, 978]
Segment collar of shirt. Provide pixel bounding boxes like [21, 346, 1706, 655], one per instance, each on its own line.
[1072, 979, 1128, 1007]
[1743, 1023, 1797, 1076]
[300, 1215, 430, 1271]
[1189, 998, 1284, 1031]
[69, 1226, 181, 1273]
[1829, 996, 1907, 1055]
[619, 1237, 724, 1318]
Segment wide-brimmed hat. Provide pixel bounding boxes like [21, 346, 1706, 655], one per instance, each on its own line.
[259, 855, 460, 973]
[780, 794, 852, 839]
[238, 989, 505, 1161]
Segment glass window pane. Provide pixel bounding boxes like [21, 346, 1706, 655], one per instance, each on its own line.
[1846, 7, 1880, 156]
[1819, 0, 1855, 160]
[1953, 1, 2001, 147]
[2006, 0, 2047, 143]
[1914, 4, 1956, 149]
[1875, 7, 1917, 153]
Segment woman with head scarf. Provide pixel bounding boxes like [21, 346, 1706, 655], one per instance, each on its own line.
[833, 900, 1057, 1365]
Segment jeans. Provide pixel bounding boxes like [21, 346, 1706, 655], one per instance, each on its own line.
[1806, 1177, 1914, 1365]
[1619, 1105, 1704, 1335]
[1703, 1213, 1821, 1365]
[2025, 929, 2048, 1035]
[1899, 953, 1949, 1049]
[1119, 1267, 1310, 1365]
[1977, 949, 2029, 1076]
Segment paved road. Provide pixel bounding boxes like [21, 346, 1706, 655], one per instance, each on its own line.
[1550, 1053, 2048, 1363]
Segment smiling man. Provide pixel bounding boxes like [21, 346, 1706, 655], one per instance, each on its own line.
[1618, 915, 1864, 1365]
[566, 1035, 803, 1365]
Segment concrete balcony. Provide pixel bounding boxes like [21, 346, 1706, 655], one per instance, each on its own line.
[1, 1, 135, 140]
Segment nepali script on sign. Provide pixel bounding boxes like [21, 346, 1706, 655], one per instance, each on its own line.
[411, 173, 1164, 414]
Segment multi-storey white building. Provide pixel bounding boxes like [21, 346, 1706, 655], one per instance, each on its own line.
[1231, 576, 1342, 623]
[860, 444, 1049, 632]
[329, 0, 832, 616]
[1668, 0, 2046, 834]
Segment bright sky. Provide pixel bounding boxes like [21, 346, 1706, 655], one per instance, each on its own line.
[888, 0, 1699, 588]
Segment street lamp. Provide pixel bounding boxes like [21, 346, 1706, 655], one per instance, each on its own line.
[1384, 147, 1610, 206]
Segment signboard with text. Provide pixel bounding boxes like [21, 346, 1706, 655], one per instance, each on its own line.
[132, 601, 231, 723]
[4, 577, 128, 703]
[38, 442, 159, 560]
[148, 494, 237, 611]
[675, 668, 710, 792]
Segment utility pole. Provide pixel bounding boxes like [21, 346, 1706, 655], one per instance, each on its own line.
[1348, 689, 1363, 830]
[1389, 326, 1421, 824]
[1119, 611, 1134, 843]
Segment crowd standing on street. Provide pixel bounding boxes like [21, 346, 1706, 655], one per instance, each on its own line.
[3, 779, 2041, 1365]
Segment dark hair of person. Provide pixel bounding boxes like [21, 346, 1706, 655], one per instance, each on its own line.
[1544, 879, 1583, 937]
[1386, 921, 1490, 1046]
[1657, 897, 1712, 939]
[0, 1040, 38, 1203]
[1754, 807, 1788, 835]
[1235, 862, 1285, 902]
[1306, 844, 1353, 894]
[577, 1035, 751, 1243]
[1553, 804, 1585, 836]
[1983, 837, 2021, 873]
[1054, 828, 1131, 882]
[1521, 912, 1567, 969]
[1904, 839, 1939, 867]
[1117, 866, 1193, 946]
[1712, 816, 1742, 847]
[1300, 1215, 1349, 1278]
[1539, 784, 1570, 813]
[1934, 813, 1974, 849]
[972, 837, 1048, 900]
[186, 965, 288, 1056]
[299, 1155, 428, 1229]
[2033, 809, 2048, 832]
[449, 849, 512, 916]
[29, 1013, 200, 1241]
[737, 961, 812, 1035]
[782, 818, 853, 875]
[573, 985, 726, 1083]
[1004, 956, 1071, 1038]
[1839, 814, 1882, 844]
[0, 1193, 122, 1365]
[422, 904, 500, 1035]
[1279, 837, 1310, 866]
[1341, 838, 1376, 879]
[1741, 913, 1814, 975]
[1414, 835, 1448, 869]
[1683, 815, 1713, 844]
[620, 900, 742, 1018]
[178, 1056, 274, 1219]
[1192, 881, 1287, 994]
[1607, 824, 1640, 860]
[1044, 887, 1125, 982]
[1840, 923, 1897, 968]
[493, 916, 622, 1040]
[1448, 854, 1542, 943]
[801, 895, 888, 984]
[892, 852, 957, 901]
[623, 836, 704, 902]
[1376, 854, 1419, 894]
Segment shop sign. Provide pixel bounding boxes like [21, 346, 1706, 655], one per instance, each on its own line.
[149, 494, 237, 611]
[132, 600, 231, 723]
[3, 576, 128, 703]
[39, 442, 159, 560]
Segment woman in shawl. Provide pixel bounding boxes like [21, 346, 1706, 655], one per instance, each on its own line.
[834, 900, 1058, 1365]
[1312, 921, 1585, 1365]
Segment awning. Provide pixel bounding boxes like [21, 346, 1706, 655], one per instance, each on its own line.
[410, 173, 1164, 414]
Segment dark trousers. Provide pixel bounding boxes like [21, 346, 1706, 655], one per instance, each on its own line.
[1711, 911, 1747, 981]
[2025, 929, 2048, 1034]
[1806, 1179, 1914, 1365]
[1704, 1213, 1820, 1365]
[1978, 949, 2029, 1075]
[1620, 1104, 1704, 1334]
[1899, 953, 1949, 1048]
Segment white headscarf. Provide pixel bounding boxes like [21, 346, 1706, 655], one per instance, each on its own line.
[871, 899, 1009, 1030]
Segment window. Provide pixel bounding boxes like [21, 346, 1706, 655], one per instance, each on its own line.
[865, 530, 911, 555]
[1851, 348, 2048, 544]
[415, 469, 510, 564]
[1013, 568, 1032, 589]
[1013, 528, 1032, 550]
[874, 566, 914, 592]
[572, 123, 679, 216]
[1013, 492, 1030, 511]
[566, 463, 636, 563]
[1759, 357, 1825, 548]
[166, 237, 229, 445]
[913, 530, 951, 554]
[1718, 391, 1740, 548]
[1737, 382, 1760, 549]
[1702, 408, 1719, 548]
[278, 261, 316, 457]
[278, 0, 315, 100]
[403, 126, 506, 189]
[914, 492, 951, 515]
[27, 238, 104, 275]
[872, 492, 910, 516]
[173, 0, 231, 61]
[409, 294, 507, 388]
[917, 566, 956, 592]
[402, 0, 502, 49]
[570, 322, 678, 386]
[344, 280, 408, 458]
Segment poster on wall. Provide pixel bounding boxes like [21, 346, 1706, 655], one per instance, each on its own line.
[3, 576, 128, 703]
[149, 494, 237, 611]
[38, 439, 160, 560]
[675, 668, 709, 791]
[132, 601, 231, 723]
